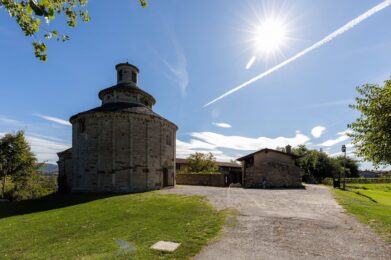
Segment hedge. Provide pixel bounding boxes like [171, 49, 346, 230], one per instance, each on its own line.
[323, 177, 391, 185]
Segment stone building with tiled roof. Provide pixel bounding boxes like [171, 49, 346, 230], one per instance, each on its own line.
[237, 145, 302, 188]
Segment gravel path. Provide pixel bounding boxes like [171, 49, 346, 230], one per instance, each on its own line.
[160, 184, 390, 260]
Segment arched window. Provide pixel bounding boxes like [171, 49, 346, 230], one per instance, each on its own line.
[132, 71, 137, 84]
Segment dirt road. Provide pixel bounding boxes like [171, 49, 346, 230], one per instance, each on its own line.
[161, 185, 390, 260]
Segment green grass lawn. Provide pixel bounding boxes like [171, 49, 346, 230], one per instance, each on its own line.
[0, 192, 227, 259]
[331, 183, 391, 243]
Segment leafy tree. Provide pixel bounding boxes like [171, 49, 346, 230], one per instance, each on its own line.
[8, 174, 57, 201]
[307, 150, 338, 181]
[293, 146, 338, 182]
[333, 155, 359, 178]
[0, 131, 37, 198]
[292, 145, 360, 182]
[184, 152, 219, 174]
[0, 0, 147, 61]
[291, 145, 308, 157]
[349, 78, 391, 167]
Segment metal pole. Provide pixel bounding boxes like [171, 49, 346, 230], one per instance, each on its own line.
[342, 145, 346, 190]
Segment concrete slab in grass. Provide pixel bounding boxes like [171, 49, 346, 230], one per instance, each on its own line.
[150, 241, 181, 252]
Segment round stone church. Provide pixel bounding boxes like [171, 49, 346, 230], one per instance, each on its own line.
[57, 63, 177, 193]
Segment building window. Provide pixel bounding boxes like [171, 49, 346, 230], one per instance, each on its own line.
[118, 69, 123, 81]
[245, 157, 254, 167]
[132, 71, 137, 83]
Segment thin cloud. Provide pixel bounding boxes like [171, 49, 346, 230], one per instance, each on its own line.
[299, 99, 353, 110]
[178, 129, 358, 163]
[203, 0, 391, 107]
[176, 148, 237, 162]
[0, 132, 70, 163]
[27, 135, 70, 163]
[34, 113, 71, 126]
[29, 132, 66, 143]
[190, 131, 310, 151]
[176, 139, 216, 151]
[155, 29, 189, 96]
[311, 126, 326, 138]
[0, 115, 20, 125]
[318, 130, 351, 147]
[176, 139, 232, 161]
[176, 130, 311, 162]
[213, 122, 232, 128]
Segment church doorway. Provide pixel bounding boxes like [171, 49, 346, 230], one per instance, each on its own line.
[162, 168, 169, 187]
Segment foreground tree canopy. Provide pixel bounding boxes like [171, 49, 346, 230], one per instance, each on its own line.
[349, 78, 391, 167]
[0, 0, 147, 61]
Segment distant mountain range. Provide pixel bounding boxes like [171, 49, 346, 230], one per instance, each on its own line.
[38, 163, 58, 174]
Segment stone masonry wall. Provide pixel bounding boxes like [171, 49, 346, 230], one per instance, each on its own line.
[57, 152, 73, 190]
[243, 151, 302, 188]
[176, 173, 225, 187]
[71, 112, 176, 193]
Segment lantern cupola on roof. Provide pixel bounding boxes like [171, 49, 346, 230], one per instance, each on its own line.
[97, 63, 156, 108]
[116, 62, 139, 86]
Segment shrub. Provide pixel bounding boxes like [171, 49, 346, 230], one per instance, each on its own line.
[4, 174, 57, 201]
[323, 177, 391, 185]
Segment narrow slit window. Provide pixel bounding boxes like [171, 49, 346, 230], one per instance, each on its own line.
[79, 119, 85, 133]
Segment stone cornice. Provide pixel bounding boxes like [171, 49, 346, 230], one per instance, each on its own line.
[98, 84, 156, 105]
[70, 111, 178, 130]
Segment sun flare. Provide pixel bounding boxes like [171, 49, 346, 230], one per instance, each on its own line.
[253, 19, 287, 54]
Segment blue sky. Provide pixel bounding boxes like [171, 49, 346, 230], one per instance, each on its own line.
[1, 0, 391, 169]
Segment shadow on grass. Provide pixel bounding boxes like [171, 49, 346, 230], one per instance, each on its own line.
[0, 192, 115, 219]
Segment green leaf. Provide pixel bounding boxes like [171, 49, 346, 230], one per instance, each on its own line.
[26, 5, 33, 15]
[139, 0, 148, 7]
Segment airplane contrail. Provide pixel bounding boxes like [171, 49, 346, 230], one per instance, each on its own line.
[246, 55, 257, 70]
[203, 0, 391, 108]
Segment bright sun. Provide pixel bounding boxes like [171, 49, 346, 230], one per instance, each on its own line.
[253, 19, 287, 54]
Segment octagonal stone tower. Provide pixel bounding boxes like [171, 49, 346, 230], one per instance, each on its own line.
[57, 63, 177, 193]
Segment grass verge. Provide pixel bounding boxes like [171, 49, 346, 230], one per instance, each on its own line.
[0, 192, 226, 259]
[330, 183, 391, 243]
